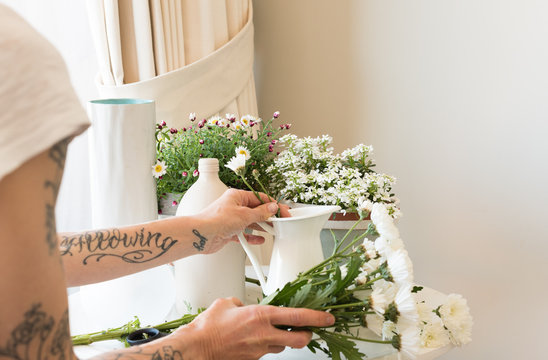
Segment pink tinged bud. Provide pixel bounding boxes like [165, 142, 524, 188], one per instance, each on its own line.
[268, 145, 274, 152]
[193, 170, 199, 177]
[158, 209, 163, 214]
[157, 124, 163, 130]
[267, 132, 272, 137]
[271, 140, 277, 145]
[276, 151, 280, 155]
[250, 121, 255, 127]
[199, 139, 204, 144]
[183, 127, 187, 132]
[170, 128, 178, 134]
[182, 171, 188, 177]
[199, 153, 203, 157]
[273, 111, 280, 118]
[195, 130, 198, 134]
[230, 117, 236, 123]
[251, 162, 256, 166]
[286, 123, 292, 129]
[172, 200, 178, 206]
[161, 121, 167, 127]
[279, 125, 284, 130]
[159, 176, 163, 179]
[226, 124, 230, 128]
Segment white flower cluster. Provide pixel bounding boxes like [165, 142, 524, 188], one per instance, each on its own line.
[267, 134, 401, 217]
[358, 203, 472, 357]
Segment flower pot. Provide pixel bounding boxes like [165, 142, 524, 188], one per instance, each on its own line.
[158, 192, 182, 216]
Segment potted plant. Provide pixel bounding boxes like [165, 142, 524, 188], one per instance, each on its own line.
[153, 112, 290, 215]
[266, 134, 401, 257]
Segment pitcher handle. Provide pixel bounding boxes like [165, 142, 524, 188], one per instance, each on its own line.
[237, 232, 268, 290]
[257, 222, 275, 235]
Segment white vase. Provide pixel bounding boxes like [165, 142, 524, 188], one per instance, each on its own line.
[83, 99, 175, 330]
[174, 158, 246, 313]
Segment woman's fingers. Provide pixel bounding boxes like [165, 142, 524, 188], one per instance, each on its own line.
[267, 306, 336, 328]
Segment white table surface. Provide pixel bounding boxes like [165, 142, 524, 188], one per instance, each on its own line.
[70, 266, 451, 359]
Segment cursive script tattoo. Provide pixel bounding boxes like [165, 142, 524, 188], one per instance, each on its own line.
[0, 304, 72, 360]
[109, 346, 183, 360]
[192, 229, 207, 251]
[59, 228, 178, 264]
[44, 138, 70, 256]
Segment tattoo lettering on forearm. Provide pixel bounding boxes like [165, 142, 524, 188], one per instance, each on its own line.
[59, 228, 178, 264]
[0, 304, 72, 360]
[110, 346, 183, 360]
[192, 229, 207, 251]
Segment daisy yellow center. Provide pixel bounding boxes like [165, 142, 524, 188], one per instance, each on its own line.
[238, 150, 247, 156]
[155, 165, 163, 172]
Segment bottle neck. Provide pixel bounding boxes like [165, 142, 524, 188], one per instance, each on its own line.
[197, 158, 220, 181]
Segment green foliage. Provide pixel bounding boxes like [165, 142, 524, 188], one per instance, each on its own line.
[155, 114, 289, 200]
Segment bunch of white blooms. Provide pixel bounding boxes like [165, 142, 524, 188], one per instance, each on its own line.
[267, 134, 401, 217]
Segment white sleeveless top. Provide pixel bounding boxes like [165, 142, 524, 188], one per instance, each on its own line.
[0, 5, 89, 182]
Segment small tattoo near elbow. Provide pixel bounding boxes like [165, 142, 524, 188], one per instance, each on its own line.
[192, 229, 207, 251]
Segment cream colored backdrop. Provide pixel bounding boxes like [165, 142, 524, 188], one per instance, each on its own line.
[254, 1, 548, 359]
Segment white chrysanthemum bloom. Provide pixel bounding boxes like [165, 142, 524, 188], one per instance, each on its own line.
[361, 257, 382, 274]
[394, 284, 419, 327]
[396, 325, 420, 360]
[382, 320, 397, 340]
[365, 313, 383, 336]
[356, 271, 368, 285]
[420, 321, 450, 348]
[235, 146, 251, 160]
[371, 203, 400, 241]
[361, 239, 377, 259]
[358, 197, 374, 214]
[232, 121, 243, 130]
[152, 160, 167, 178]
[208, 115, 222, 125]
[370, 287, 389, 314]
[240, 114, 256, 127]
[386, 249, 414, 285]
[372, 279, 397, 304]
[375, 235, 405, 256]
[439, 294, 473, 346]
[416, 302, 435, 324]
[225, 113, 236, 120]
[225, 154, 246, 176]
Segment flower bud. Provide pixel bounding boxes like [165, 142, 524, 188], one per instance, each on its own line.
[161, 121, 167, 127]
[273, 111, 280, 118]
[172, 200, 178, 206]
[267, 132, 272, 137]
[157, 124, 163, 130]
[199, 139, 204, 144]
[193, 170, 199, 177]
[182, 171, 188, 177]
[170, 128, 178, 134]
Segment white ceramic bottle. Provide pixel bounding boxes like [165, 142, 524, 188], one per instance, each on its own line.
[174, 158, 246, 314]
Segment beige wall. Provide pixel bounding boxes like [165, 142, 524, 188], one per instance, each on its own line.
[254, 1, 548, 359]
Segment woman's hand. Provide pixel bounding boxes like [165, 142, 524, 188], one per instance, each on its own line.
[195, 189, 290, 254]
[173, 297, 335, 360]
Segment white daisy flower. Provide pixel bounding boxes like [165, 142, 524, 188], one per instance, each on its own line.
[208, 115, 222, 125]
[189, 112, 196, 121]
[386, 249, 414, 285]
[365, 313, 383, 336]
[240, 114, 256, 127]
[225, 154, 247, 176]
[395, 325, 420, 360]
[232, 121, 243, 130]
[382, 320, 397, 340]
[235, 146, 251, 160]
[438, 294, 473, 346]
[420, 321, 450, 348]
[371, 203, 400, 241]
[152, 160, 167, 178]
[394, 284, 419, 327]
[370, 287, 389, 314]
[371, 279, 397, 304]
[375, 235, 405, 256]
[361, 239, 377, 259]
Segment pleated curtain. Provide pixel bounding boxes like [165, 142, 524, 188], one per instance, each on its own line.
[87, 0, 258, 127]
[86, 0, 271, 263]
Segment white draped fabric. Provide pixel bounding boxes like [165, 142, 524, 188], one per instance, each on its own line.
[87, 0, 258, 127]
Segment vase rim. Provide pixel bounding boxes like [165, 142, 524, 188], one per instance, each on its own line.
[269, 205, 341, 222]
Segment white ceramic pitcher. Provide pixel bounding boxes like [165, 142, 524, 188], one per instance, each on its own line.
[238, 205, 340, 295]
